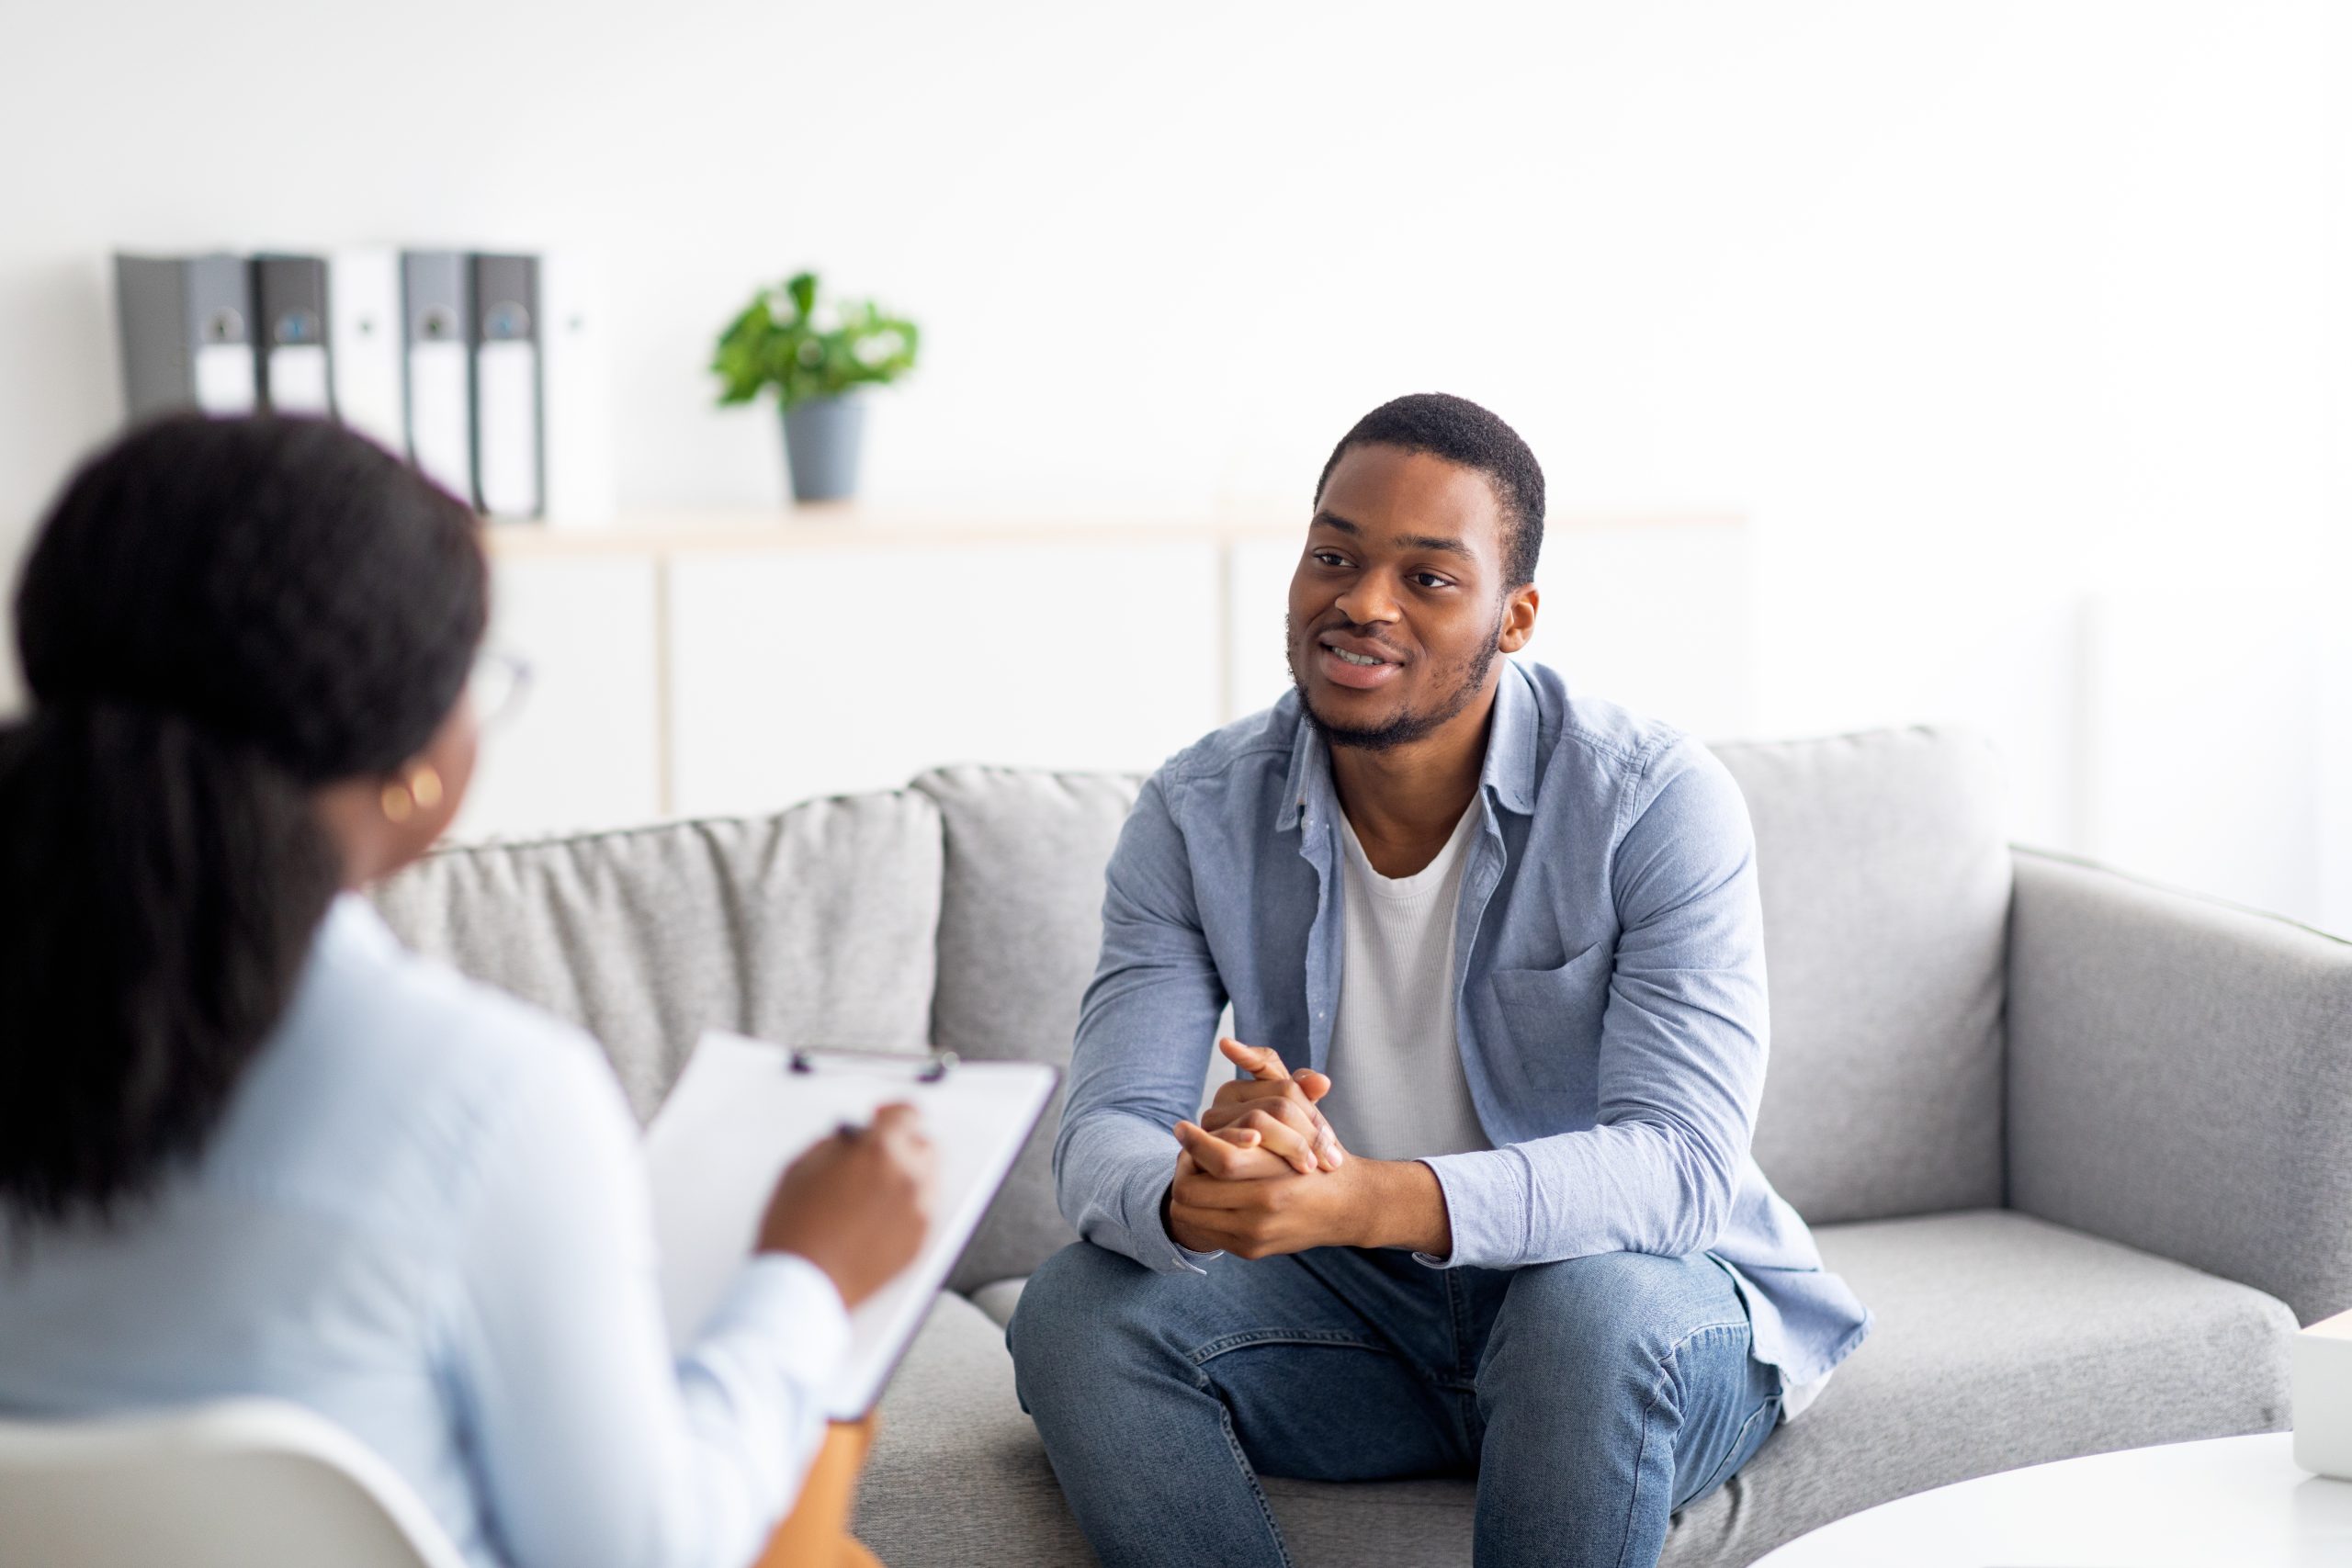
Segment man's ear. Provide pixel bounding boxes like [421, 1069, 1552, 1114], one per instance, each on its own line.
[1498, 584, 1539, 654]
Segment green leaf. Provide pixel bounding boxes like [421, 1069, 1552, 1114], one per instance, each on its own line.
[711, 269, 921, 410]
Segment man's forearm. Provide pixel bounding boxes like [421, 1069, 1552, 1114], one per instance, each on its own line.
[1060, 1111, 1216, 1272]
[1347, 1157, 1453, 1257]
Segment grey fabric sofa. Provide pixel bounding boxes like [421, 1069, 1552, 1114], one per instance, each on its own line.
[369, 727, 2352, 1566]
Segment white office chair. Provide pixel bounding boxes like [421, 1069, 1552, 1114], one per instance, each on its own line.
[0, 1398, 469, 1568]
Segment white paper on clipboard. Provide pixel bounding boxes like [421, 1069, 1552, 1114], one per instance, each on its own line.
[644, 1031, 1057, 1420]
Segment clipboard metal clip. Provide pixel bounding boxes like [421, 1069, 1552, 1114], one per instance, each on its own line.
[787, 1047, 962, 1084]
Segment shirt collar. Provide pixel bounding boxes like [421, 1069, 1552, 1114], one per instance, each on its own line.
[1484, 660, 1541, 815]
[318, 889, 403, 965]
[1276, 699, 1326, 832]
[1276, 660, 1541, 832]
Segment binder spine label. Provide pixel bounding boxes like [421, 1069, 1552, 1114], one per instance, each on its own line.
[265, 344, 332, 415]
[407, 339, 473, 501]
[475, 339, 541, 518]
[193, 343, 257, 414]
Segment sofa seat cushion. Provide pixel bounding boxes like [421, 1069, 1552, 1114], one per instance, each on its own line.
[856, 1291, 1090, 1568]
[969, 1278, 1026, 1328]
[1660, 1209, 2297, 1562]
[370, 795, 943, 1120]
[952, 1212, 2294, 1567]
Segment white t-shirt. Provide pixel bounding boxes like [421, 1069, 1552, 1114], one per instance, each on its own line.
[1319, 803, 1489, 1163]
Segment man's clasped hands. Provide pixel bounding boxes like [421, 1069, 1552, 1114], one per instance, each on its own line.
[1161, 1037, 1453, 1260]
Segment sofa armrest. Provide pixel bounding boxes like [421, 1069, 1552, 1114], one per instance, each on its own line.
[2007, 849, 2352, 1325]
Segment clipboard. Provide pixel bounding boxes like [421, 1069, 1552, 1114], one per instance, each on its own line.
[644, 1031, 1059, 1420]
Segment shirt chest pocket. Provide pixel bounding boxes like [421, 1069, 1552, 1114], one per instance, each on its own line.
[1487, 942, 1614, 1058]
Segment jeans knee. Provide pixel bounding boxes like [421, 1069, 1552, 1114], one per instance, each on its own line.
[1008, 1243, 1159, 1411]
[1483, 1252, 1737, 1393]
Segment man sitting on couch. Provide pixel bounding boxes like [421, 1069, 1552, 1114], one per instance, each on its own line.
[1008, 392, 1871, 1568]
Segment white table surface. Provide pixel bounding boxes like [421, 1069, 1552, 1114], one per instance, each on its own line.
[1753, 1434, 2352, 1567]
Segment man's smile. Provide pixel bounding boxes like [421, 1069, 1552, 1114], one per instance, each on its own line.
[1313, 629, 1405, 691]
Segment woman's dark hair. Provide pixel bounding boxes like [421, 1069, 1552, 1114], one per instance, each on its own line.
[0, 415, 487, 1225]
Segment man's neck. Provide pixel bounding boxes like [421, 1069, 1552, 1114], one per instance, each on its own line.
[1328, 682, 1498, 878]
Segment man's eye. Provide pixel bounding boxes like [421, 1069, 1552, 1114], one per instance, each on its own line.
[1411, 572, 1454, 590]
[1312, 551, 1351, 568]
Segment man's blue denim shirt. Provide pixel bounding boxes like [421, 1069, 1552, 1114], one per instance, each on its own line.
[1054, 660, 1871, 1388]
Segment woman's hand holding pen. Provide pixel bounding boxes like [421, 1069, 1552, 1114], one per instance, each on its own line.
[758, 1103, 936, 1309]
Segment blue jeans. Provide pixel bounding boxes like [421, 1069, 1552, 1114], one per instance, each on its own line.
[1008, 1242, 1781, 1568]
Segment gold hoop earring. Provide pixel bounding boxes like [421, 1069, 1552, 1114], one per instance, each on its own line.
[379, 764, 444, 825]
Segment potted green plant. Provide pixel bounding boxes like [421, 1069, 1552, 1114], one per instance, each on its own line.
[712, 270, 920, 504]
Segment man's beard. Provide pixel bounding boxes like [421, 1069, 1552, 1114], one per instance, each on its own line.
[1285, 610, 1505, 753]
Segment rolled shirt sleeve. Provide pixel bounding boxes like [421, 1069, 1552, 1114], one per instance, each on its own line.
[1055, 772, 1232, 1274]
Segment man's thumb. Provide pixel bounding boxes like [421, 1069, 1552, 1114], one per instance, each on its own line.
[1219, 1035, 1287, 1077]
[1297, 1069, 1332, 1102]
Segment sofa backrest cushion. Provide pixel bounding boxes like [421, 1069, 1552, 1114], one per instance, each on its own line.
[1715, 728, 2011, 1223]
[914, 766, 1144, 1294]
[370, 795, 943, 1122]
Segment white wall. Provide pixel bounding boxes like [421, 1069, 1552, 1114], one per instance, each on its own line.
[2, 1, 2345, 926]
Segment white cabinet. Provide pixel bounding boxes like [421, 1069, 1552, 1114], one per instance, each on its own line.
[666, 538, 1224, 817]
[453, 554, 662, 840]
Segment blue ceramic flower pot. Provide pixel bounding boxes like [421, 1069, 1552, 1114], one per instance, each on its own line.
[780, 395, 866, 504]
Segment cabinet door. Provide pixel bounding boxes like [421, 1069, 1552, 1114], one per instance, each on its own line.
[452, 555, 662, 840]
[669, 539, 1224, 816]
[1227, 522, 1754, 739]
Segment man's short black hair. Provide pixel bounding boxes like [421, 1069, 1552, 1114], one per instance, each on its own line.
[1313, 392, 1545, 587]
